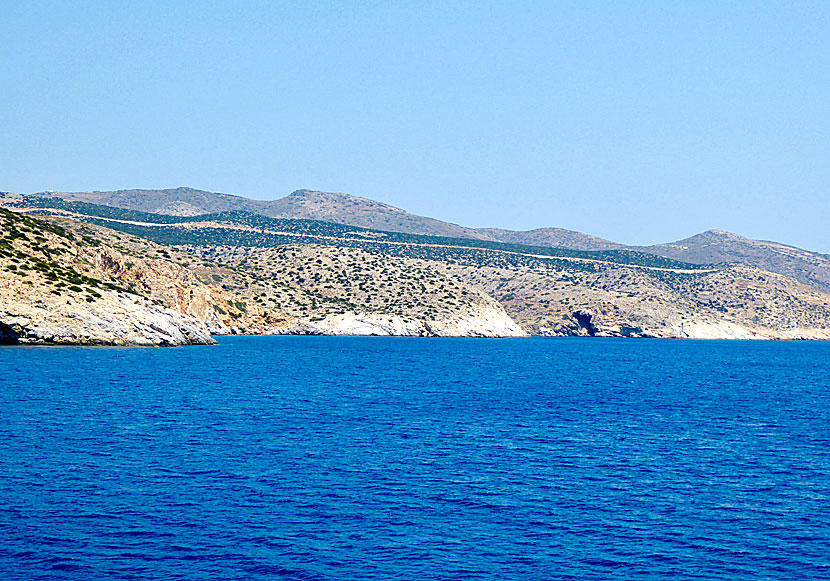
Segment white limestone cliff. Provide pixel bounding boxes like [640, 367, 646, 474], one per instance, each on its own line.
[268, 305, 528, 338]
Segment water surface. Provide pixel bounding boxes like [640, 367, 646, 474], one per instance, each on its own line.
[1, 337, 829, 579]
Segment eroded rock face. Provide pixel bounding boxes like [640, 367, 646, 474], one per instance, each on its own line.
[0, 290, 215, 346]
[0, 322, 19, 344]
[81, 245, 228, 331]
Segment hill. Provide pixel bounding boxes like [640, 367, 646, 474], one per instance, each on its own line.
[5, 195, 830, 340]
[24, 187, 829, 294]
[27, 187, 487, 237]
[476, 227, 623, 251]
[637, 230, 830, 294]
[28, 187, 270, 217]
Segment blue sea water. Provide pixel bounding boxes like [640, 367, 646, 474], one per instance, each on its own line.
[1, 336, 829, 580]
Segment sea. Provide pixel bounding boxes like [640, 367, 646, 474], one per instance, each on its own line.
[1, 336, 829, 580]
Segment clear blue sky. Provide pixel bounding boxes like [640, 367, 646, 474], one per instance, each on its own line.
[2, 1, 829, 252]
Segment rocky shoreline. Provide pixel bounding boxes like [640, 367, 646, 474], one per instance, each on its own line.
[2, 205, 829, 347]
[5, 305, 830, 346]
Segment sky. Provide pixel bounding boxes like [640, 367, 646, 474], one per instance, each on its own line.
[2, 1, 829, 252]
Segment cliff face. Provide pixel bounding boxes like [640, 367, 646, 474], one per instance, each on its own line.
[0, 290, 214, 346]
[0, 209, 215, 346]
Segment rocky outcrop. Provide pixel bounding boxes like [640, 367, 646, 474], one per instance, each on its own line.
[269, 307, 528, 338]
[424, 305, 529, 337]
[667, 321, 771, 340]
[81, 244, 231, 333]
[537, 308, 830, 340]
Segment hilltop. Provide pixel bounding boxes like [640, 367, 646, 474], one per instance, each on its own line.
[28, 187, 617, 250]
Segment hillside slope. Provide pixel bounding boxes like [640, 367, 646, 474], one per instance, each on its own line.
[25, 187, 828, 294]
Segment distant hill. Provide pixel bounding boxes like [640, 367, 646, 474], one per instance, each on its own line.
[29, 187, 269, 216]
[24, 186, 830, 293]
[29, 187, 488, 237]
[637, 230, 830, 294]
[476, 227, 623, 251]
[267, 189, 492, 240]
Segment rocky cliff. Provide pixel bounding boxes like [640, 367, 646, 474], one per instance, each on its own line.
[0, 209, 214, 346]
[269, 309, 526, 338]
